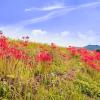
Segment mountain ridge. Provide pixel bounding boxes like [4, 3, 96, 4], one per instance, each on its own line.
[84, 45, 100, 50]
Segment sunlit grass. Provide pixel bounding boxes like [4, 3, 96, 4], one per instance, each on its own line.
[0, 34, 100, 100]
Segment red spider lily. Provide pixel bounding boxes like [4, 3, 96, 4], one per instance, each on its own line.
[35, 51, 52, 63]
[0, 35, 8, 49]
[67, 46, 79, 56]
[0, 34, 32, 67]
[68, 47, 100, 71]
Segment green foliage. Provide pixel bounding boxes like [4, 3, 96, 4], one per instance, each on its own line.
[0, 40, 100, 100]
[74, 75, 100, 99]
[0, 81, 10, 99]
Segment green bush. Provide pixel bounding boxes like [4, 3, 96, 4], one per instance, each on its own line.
[74, 76, 100, 99]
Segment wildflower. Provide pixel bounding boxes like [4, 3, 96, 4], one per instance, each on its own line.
[68, 46, 100, 71]
[35, 51, 52, 63]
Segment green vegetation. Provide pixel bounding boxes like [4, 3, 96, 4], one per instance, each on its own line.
[0, 35, 100, 100]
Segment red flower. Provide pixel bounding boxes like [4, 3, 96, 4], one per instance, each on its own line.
[35, 51, 52, 63]
[68, 46, 100, 71]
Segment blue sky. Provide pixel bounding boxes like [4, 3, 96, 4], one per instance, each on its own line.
[0, 0, 100, 46]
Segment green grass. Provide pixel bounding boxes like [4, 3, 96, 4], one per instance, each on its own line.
[0, 40, 100, 100]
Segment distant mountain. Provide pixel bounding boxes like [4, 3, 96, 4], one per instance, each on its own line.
[84, 45, 100, 50]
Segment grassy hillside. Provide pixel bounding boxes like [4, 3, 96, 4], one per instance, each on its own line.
[0, 34, 100, 100]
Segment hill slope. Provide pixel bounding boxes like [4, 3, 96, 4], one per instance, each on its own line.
[0, 34, 100, 100]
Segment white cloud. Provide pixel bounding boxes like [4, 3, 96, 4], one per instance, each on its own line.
[20, 7, 75, 26]
[77, 30, 100, 46]
[78, 1, 100, 8]
[0, 26, 100, 47]
[22, 1, 100, 26]
[30, 30, 98, 47]
[0, 25, 29, 39]
[25, 3, 66, 12]
[32, 29, 47, 35]
[43, 5, 65, 11]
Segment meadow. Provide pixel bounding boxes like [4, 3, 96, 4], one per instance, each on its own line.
[0, 32, 100, 100]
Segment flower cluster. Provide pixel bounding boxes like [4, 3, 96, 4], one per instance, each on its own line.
[68, 47, 100, 71]
[0, 33, 31, 66]
[0, 32, 99, 71]
[35, 51, 52, 63]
